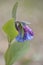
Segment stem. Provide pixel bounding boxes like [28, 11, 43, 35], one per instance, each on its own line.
[8, 43, 10, 48]
[8, 37, 11, 48]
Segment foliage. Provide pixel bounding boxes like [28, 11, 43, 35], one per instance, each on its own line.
[2, 2, 30, 65]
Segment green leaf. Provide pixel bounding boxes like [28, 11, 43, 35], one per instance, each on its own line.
[12, 2, 18, 20]
[2, 18, 18, 42]
[2, 2, 18, 42]
[5, 41, 30, 65]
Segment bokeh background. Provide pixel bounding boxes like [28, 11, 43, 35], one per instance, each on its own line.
[0, 0, 43, 65]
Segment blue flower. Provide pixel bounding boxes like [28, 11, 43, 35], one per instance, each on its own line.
[15, 21, 34, 42]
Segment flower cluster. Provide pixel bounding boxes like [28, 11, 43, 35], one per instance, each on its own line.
[15, 21, 34, 42]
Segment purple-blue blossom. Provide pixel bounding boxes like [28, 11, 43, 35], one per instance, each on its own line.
[15, 21, 34, 42]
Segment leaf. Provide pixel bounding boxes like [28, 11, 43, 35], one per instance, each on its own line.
[12, 2, 18, 20]
[2, 18, 18, 42]
[5, 41, 30, 65]
[2, 2, 18, 42]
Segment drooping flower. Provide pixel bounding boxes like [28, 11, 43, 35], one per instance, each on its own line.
[15, 21, 34, 42]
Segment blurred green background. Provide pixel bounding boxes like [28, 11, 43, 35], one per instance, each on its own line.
[0, 0, 43, 65]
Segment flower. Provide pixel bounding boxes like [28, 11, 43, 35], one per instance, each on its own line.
[15, 21, 34, 42]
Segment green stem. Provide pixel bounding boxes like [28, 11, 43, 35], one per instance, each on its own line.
[8, 37, 11, 48]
